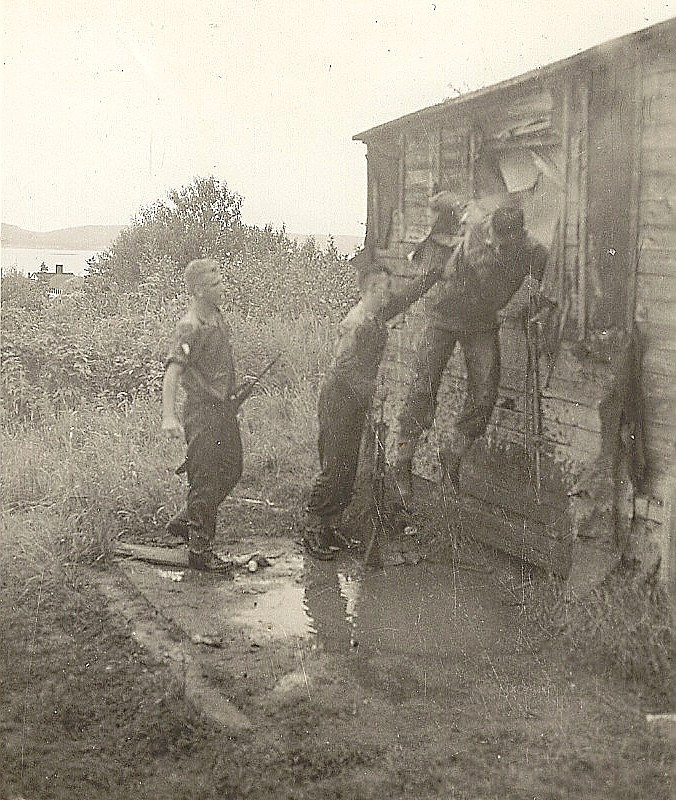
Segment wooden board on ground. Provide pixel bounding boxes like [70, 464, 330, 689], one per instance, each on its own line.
[114, 542, 189, 568]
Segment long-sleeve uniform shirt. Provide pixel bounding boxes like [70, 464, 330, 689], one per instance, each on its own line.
[330, 304, 389, 404]
[396, 213, 551, 452]
[425, 217, 550, 331]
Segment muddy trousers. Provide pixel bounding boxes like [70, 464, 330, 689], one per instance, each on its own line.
[395, 325, 501, 474]
[179, 400, 243, 555]
[306, 377, 370, 521]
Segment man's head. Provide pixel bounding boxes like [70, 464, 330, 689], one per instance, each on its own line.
[488, 206, 526, 255]
[184, 258, 224, 304]
[355, 261, 391, 320]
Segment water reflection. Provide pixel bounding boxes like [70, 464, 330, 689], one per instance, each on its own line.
[303, 556, 527, 658]
[216, 547, 537, 704]
[302, 555, 536, 703]
[227, 558, 314, 640]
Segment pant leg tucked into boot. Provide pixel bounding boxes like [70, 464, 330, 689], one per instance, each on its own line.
[184, 401, 242, 571]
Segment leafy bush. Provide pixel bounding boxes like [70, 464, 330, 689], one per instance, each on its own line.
[1, 291, 169, 421]
[85, 175, 359, 316]
[1, 176, 359, 423]
[87, 176, 245, 290]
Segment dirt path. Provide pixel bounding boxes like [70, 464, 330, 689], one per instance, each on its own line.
[1, 514, 673, 799]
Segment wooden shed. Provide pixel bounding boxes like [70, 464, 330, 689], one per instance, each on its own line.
[353, 19, 676, 584]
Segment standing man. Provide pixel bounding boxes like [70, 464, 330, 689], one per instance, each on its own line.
[391, 204, 555, 507]
[161, 258, 243, 572]
[301, 194, 463, 560]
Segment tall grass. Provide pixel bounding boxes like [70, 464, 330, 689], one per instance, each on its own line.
[534, 571, 674, 699]
[2, 268, 672, 696]
[0, 311, 333, 590]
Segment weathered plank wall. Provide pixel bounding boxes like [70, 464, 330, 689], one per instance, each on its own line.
[371, 81, 580, 573]
[634, 31, 676, 560]
[359, 20, 676, 575]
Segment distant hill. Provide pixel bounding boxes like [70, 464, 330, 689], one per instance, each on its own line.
[1, 223, 126, 250]
[1, 223, 363, 257]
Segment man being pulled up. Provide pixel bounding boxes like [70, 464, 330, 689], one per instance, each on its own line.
[392, 204, 555, 509]
[301, 194, 463, 560]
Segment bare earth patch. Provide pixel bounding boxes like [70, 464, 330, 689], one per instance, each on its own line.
[1, 502, 673, 800]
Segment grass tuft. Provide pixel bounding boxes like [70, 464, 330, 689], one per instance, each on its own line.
[540, 570, 674, 699]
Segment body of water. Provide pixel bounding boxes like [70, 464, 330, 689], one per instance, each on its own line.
[1, 247, 101, 277]
[1, 234, 363, 279]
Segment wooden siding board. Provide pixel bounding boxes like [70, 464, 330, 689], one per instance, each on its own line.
[638, 248, 676, 278]
[403, 230, 430, 246]
[644, 392, 676, 428]
[408, 474, 572, 577]
[643, 345, 676, 378]
[643, 91, 676, 124]
[640, 172, 676, 204]
[405, 149, 431, 170]
[640, 199, 676, 228]
[461, 495, 573, 577]
[642, 66, 676, 93]
[641, 147, 676, 173]
[643, 425, 676, 470]
[635, 296, 676, 327]
[638, 321, 676, 343]
[642, 123, 676, 152]
[636, 274, 676, 304]
[405, 168, 434, 188]
[639, 223, 676, 251]
[362, 24, 676, 576]
[440, 128, 468, 146]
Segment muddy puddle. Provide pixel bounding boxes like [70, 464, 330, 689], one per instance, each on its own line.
[118, 536, 544, 710]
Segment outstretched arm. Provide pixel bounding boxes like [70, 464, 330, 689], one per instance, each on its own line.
[382, 272, 438, 320]
[382, 237, 462, 321]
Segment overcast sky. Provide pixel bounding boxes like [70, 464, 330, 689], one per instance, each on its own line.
[2, 1, 673, 237]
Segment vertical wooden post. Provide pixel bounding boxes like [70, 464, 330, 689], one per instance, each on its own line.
[366, 146, 378, 253]
[372, 176, 380, 254]
[625, 55, 644, 329]
[398, 130, 406, 252]
[559, 83, 572, 334]
[430, 124, 441, 194]
[577, 79, 589, 340]
[468, 128, 477, 197]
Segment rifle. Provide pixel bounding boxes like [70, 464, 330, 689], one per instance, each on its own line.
[173, 354, 281, 477]
[523, 298, 543, 497]
[230, 354, 282, 408]
[363, 387, 388, 567]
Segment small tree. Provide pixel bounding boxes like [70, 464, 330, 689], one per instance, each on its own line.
[87, 176, 244, 292]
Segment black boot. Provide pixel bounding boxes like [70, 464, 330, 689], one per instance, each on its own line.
[187, 524, 232, 574]
[165, 515, 190, 545]
[298, 510, 337, 560]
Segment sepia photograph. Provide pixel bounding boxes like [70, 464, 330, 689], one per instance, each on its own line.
[2, 2, 675, 797]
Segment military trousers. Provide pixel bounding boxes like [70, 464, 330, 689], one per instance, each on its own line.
[396, 324, 501, 464]
[182, 398, 243, 553]
[307, 374, 370, 521]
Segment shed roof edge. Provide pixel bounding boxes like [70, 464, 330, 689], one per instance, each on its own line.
[352, 17, 675, 142]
